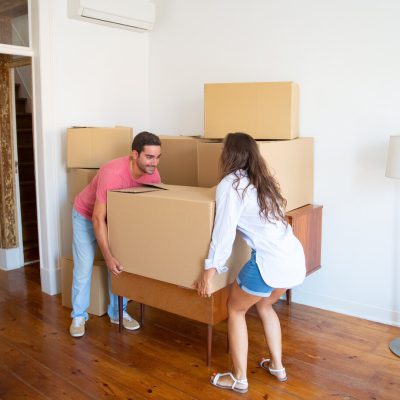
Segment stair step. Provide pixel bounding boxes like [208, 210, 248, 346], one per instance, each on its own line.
[22, 229, 38, 243]
[18, 162, 35, 181]
[21, 198, 36, 206]
[19, 180, 35, 186]
[18, 143, 33, 149]
[23, 240, 39, 250]
[21, 206, 37, 220]
[16, 98, 27, 113]
[16, 113, 32, 129]
[17, 147, 34, 163]
[24, 246, 40, 263]
[19, 184, 36, 202]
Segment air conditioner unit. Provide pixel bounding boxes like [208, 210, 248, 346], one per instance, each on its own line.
[68, 0, 155, 32]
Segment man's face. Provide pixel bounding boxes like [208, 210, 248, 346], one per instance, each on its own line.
[133, 145, 161, 175]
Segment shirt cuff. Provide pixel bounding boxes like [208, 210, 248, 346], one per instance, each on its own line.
[204, 259, 229, 274]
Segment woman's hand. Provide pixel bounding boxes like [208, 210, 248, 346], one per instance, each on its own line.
[193, 268, 217, 297]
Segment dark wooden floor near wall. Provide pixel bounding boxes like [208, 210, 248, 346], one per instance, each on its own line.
[0, 264, 399, 399]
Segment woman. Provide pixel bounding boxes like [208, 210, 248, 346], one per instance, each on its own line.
[194, 132, 306, 394]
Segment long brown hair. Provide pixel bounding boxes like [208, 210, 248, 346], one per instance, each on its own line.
[219, 132, 287, 223]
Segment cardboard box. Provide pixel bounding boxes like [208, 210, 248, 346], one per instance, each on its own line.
[108, 185, 250, 294]
[158, 136, 202, 186]
[68, 168, 98, 203]
[65, 167, 103, 259]
[204, 82, 299, 140]
[197, 137, 313, 211]
[61, 257, 109, 316]
[67, 127, 133, 168]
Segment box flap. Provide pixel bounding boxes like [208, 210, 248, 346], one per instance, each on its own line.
[112, 183, 169, 194]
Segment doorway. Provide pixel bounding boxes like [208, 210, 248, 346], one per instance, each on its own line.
[0, 54, 38, 268]
[13, 59, 39, 264]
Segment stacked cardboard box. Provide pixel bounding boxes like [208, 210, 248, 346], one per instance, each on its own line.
[157, 136, 202, 187]
[61, 257, 109, 316]
[197, 138, 313, 211]
[204, 82, 299, 140]
[62, 126, 133, 316]
[108, 82, 315, 296]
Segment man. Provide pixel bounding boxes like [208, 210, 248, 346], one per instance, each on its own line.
[69, 131, 162, 337]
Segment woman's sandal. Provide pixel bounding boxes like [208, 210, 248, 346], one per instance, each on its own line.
[210, 371, 249, 393]
[259, 358, 288, 382]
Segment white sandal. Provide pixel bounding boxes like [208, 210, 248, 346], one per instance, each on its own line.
[259, 358, 287, 382]
[210, 371, 249, 393]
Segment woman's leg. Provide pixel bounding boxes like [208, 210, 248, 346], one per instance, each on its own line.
[255, 289, 286, 374]
[214, 281, 260, 386]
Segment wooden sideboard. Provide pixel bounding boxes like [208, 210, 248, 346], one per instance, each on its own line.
[112, 204, 323, 366]
[285, 204, 322, 303]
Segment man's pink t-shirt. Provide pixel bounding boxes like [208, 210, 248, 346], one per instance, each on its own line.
[74, 156, 161, 220]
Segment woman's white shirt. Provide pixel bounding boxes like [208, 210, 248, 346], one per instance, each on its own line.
[205, 172, 306, 289]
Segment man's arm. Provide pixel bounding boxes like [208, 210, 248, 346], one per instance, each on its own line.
[92, 200, 123, 276]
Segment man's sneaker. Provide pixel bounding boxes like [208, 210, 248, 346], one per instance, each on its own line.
[110, 311, 140, 331]
[70, 316, 85, 337]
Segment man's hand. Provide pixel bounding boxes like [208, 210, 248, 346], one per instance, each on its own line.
[105, 255, 123, 276]
[193, 268, 216, 297]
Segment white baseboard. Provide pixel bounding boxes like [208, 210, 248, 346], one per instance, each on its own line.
[0, 248, 24, 271]
[292, 288, 400, 327]
[40, 264, 61, 295]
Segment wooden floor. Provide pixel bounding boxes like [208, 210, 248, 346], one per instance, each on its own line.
[0, 265, 399, 400]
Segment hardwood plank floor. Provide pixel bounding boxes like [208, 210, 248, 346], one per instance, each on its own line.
[0, 264, 399, 399]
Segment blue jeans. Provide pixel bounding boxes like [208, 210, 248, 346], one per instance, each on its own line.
[71, 208, 127, 320]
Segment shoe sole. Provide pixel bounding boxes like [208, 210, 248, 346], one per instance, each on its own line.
[110, 319, 140, 331]
[70, 331, 84, 337]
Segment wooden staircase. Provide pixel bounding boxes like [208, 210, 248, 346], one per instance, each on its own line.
[15, 83, 39, 263]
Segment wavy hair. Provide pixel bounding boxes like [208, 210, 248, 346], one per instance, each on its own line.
[219, 132, 287, 223]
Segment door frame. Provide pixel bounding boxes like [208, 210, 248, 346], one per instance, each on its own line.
[1, 0, 62, 296]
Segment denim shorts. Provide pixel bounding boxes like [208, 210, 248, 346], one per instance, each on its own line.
[236, 250, 274, 297]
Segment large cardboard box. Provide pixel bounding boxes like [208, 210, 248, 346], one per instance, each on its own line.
[67, 127, 133, 168]
[158, 136, 202, 186]
[68, 168, 98, 203]
[197, 138, 313, 211]
[61, 257, 109, 316]
[204, 82, 299, 140]
[108, 185, 250, 294]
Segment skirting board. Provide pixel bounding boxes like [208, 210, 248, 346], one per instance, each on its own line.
[0, 248, 23, 270]
[292, 288, 400, 327]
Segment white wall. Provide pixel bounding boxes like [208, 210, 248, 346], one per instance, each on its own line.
[148, 0, 400, 325]
[34, 0, 150, 293]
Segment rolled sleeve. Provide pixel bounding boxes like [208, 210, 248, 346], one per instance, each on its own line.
[204, 176, 246, 272]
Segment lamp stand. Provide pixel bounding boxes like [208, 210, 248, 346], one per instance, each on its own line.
[389, 337, 400, 357]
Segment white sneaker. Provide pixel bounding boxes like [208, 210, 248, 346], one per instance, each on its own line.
[70, 316, 85, 337]
[110, 311, 140, 331]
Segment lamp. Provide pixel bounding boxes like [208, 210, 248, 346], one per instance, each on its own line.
[386, 135, 400, 357]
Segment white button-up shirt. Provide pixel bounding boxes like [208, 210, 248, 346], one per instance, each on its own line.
[205, 172, 306, 288]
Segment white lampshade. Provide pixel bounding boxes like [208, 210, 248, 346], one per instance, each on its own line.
[386, 136, 400, 179]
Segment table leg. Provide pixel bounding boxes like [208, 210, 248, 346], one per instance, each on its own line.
[118, 296, 123, 333]
[140, 303, 145, 326]
[286, 289, 292, 305]
[207, 324, 212, 367]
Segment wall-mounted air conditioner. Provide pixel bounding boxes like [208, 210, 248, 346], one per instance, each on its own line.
[68, 0, 155, 32]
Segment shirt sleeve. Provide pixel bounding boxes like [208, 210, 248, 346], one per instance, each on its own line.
[205, 177, 247, 273]
[96, 170, 124, 203]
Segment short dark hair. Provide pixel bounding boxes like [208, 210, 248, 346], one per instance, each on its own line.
[131, 131, 161, 153]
